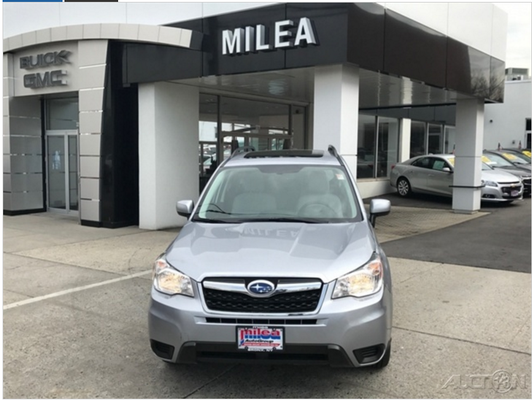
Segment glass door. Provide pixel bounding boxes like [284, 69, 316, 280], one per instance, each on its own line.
[46, 130, 78, 214]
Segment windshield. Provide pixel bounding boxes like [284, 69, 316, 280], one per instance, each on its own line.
[501, 151, 531, 165]
[193, 165, 362, 223]
[482, 153, 515, 167]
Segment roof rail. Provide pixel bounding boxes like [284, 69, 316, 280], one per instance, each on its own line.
[244, 149, 324, 158]
[327, 145, 345, 166]
[327, 145, 338, 157]
[229, 145, 256, 159]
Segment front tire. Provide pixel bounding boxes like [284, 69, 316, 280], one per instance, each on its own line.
[397, 178, 412, 197]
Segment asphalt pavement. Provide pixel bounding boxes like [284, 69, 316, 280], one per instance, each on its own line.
[369, 194, 531, 273]
[2, 196, 531, 399]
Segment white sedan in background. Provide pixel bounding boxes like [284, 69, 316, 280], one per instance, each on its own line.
[390, 154, 523, 203]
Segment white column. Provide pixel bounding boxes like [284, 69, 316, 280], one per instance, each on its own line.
[139, 82, 199, 230]
[399, 118, 411, 162]
[452, 98, 484, 213]
[313, 64, 359, 177]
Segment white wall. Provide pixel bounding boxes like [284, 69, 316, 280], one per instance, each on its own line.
[139, 82, 199, 230]
[484, 80, 532, 149]
[313, 64, 359, 176]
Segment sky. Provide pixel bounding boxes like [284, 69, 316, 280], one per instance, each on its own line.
[1, 2, 531, 73]
[493, 2, 532, 72]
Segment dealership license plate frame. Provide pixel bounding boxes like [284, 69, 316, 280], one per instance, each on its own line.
[236, 326, 284, 352]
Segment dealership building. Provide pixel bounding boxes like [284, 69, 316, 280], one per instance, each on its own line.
[3, 2, 509, 229]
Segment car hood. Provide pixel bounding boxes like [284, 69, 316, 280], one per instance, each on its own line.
[482, 168, 522, 183]
[514, 164, 532, 171]
[164, 221, 377, 283]
[491, 165, 531, 177]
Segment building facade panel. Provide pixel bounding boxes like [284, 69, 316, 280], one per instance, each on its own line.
[346, 3, 385, 72]
[285, 3, 350, 69]
[3, 2, 512, 224]
[383, 9, 447, 89]
[78, 40, 108, 67]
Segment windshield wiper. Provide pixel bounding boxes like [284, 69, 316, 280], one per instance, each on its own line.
[191, 204, 233, 222]
[204, 204, 232, 215]
[191, 216, 230, 223]
[205, 209, 233, 215]
[240, 217, 324, 224]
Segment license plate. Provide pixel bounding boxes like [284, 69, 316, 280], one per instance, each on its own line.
[237, 326, 284, 352]
[511, 190, 519, 197]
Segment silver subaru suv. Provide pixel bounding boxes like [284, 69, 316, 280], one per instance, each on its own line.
[148, 146, 393, 368]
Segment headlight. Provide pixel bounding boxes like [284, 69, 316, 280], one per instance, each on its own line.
[152, 257, 194, 297]
[481, 180, 498, 187]
[332, 254, 383, 299]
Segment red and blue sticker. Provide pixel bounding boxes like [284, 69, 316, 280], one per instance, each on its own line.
[237, 327, 284, 352]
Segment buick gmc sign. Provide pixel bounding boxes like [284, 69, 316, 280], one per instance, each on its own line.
[20, 50, 71, 89]
[222, 18, 317, 55]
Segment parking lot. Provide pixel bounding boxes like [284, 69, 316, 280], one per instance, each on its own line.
[3, 196, 531, 398]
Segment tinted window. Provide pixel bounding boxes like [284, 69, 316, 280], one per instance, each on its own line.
[412, 157, 433, 169]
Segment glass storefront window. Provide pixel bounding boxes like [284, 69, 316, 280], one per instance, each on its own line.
[444, 126, 456, 153]
[46, 98, 79, 130]
[410, 121, 426, 158]
[428, 123, 443, 154]
[292, 106, 306, 149]
[219, 97, 293, 158]
[199, 94, 218, 184]
[357, 114, 376, 179]
[357, 114, 399, 179]
[220, 97, 290, 153]
[199, 94, 218, 142]
[198, 94, 305, 191]
[376, 117, 399, 178]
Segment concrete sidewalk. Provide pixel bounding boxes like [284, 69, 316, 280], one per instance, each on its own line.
[3, 209, 531, 398]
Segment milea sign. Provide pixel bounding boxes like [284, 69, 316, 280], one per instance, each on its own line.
[222, 17, 317, 55]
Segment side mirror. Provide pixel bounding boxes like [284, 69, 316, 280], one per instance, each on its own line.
[176, 200, 194, 218]
[369, 199, 391, 227]
[442, 167, 453, 173]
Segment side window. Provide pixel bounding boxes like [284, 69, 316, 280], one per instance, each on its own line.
[432, 159, 447, 171]
[412, 157, 433, 169]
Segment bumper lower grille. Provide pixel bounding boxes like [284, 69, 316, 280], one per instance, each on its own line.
[353, 344, 385, 364]
[205, 317, 318, 325]
[501, 185, 522, 195]
[203, 288, 322, 313]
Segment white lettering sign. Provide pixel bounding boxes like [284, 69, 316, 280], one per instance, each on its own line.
[222, 17, 317, 55]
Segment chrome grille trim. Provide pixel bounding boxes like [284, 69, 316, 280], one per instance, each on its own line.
[203, 279, 322, 297]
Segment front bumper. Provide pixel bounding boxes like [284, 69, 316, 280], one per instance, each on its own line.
[523, 178, 531, 196]
[148, 282, 392, 367]
[481, 183, 524, 202]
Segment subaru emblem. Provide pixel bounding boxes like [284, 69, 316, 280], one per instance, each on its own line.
[247, 280, 275, 297]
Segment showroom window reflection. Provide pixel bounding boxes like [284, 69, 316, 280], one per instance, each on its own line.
[410, 121, 426, 158]
[198, 94, 305, 180]
[357, 115, 399, 180]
